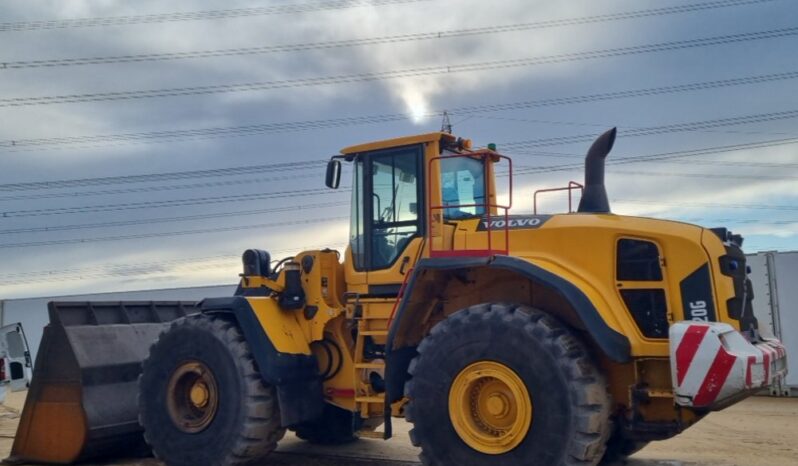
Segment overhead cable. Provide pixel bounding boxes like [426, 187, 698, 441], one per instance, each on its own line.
[3, 70, 797, 151]
[1, 0, 777, 68]
[2, 27, 796, 107]
[0, 188, 347, 218]
[0, 217, 346, 249]
[0, 201, 347, 234]
[0, 0, 426, 32]
[504, 110, 798, 150]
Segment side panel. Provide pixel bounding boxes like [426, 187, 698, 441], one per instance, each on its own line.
[200, 297, 324, 426]
[248, 298, 312, 356]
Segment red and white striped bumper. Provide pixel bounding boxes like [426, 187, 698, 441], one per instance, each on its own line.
[670, 322, 788, 409]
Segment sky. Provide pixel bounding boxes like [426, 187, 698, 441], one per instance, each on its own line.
[0, 0, 796, 299]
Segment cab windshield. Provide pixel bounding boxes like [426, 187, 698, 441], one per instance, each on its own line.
[440, 155, 486, 220]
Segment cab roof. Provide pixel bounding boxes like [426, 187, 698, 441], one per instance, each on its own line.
[340, 131, 458, 155]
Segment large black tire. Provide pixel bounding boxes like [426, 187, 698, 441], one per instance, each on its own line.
[405, 303, 612, 466]
[291, 404, 360, 445]
[138, 315, 285, 466]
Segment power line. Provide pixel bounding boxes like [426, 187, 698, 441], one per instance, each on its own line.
[510, 137, 798, 174]
[1, 0, 777, 69]
[0, 0, 426, 32]
[504, 110, 798, 150]
[616, 199, 798, 211]
[0, 201, 348, 235]
[611, 169, 797, 180]
[0, 134, 787, 219]
[3, 70, 798, 152]
[0, 160, 324, 192]
[638, 159, 798, 168]
[7, 170, 796, 236]
[0, 116, 795, 209]
[0, 188, 347, 218]
[470, 113, 798, 139]
[3, 27, 797, 108]
[0, 217, 346, 249]
[0, 173, 319, 202]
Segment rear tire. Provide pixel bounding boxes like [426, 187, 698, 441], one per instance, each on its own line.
[405, 303, 611, 466]
[138, 314, 285, 466]
[292, 404, 360, 445]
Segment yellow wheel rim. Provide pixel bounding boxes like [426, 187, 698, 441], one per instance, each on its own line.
[449, 361, 532, 455]
[166, 361, 219, 433]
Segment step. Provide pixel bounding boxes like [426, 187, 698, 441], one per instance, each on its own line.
[354, 362, 385, 370]
[359, 330, 389, 336]
[357, 430, 384, 439]
[355, 396, 385, 404]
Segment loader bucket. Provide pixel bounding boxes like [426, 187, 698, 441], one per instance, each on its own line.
[6, 301, 198, 464]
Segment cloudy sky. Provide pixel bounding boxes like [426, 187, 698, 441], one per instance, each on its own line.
[0, 0, 796, 299]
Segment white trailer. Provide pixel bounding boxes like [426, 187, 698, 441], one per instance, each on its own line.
[748, 250, 798, 396]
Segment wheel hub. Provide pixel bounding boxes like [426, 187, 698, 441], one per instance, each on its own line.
[166, 361, 219, 433]
[189, 381, 210, 408]
[486, 393, 510, 418]
[449, 361, 532, 455]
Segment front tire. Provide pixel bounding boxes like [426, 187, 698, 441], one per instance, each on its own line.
[138, 314, 285, 466]
[405, 303, 611, 466]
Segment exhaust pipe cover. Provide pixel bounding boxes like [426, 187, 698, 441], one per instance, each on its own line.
[577, 127, 616, 214]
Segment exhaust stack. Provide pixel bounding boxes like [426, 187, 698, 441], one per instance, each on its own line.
[577, 127, 616, 213]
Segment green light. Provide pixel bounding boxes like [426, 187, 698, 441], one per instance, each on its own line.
[487, 143, 497, 151]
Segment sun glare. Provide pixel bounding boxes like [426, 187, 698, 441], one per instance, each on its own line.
[403, 89, 430, 124]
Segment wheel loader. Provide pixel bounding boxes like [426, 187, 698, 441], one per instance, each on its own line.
[7, 128, 788, 466]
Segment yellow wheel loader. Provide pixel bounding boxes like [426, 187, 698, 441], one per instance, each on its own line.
[8, 129, 788, 466]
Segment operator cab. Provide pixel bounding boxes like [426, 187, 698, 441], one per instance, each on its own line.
[326, 132, 503, 275]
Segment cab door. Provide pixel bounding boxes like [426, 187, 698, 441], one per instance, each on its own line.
[0, 323, 31, 392]
[346, 144, 425, 293]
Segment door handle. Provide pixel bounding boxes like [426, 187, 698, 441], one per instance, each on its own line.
[400, 256, 410, 275]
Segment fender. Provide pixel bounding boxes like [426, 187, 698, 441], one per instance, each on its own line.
[385, 256, 632, 403]
[200, 296, 324, 426]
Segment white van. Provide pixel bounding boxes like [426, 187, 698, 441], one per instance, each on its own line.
[0, 323, 31, 403]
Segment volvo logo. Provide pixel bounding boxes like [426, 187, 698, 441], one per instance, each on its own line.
[476, 215, 552, 231]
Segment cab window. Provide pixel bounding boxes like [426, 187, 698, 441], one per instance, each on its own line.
[616, 238, 669, 338]
[440, 156, 486, 220]
[349, 158, 365, 270]
[370, 150, 420, 269]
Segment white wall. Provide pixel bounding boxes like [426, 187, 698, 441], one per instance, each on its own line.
[748, 251, 798, 392]
[771, 252, 798, 389]
[0, 284, 236, 363]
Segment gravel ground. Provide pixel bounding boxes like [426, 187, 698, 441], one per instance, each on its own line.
[0, 390, 795, 466]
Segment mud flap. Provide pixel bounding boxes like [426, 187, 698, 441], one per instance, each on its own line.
[6, 301, 197, 464]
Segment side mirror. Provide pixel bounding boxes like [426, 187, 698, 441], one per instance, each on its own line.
[325, 159, 341, 189]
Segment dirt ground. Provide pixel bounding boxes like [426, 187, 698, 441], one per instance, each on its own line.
[0, 390, 795, 466]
